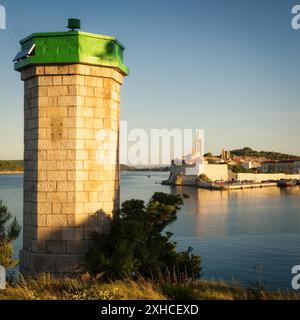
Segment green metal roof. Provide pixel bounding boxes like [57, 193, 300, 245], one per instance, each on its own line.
[14, 30, 128, 75]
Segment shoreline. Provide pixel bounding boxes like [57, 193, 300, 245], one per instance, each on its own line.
[0, 171, 24, 175]
[162, 179, 299, 191]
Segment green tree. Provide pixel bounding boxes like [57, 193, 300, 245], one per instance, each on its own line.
[204, 152, 213, 157]
[0, 200, 22, 268]
[86, 192, 201, 281]
[198, 174, 212, 182]
[228, 164, 254, 173]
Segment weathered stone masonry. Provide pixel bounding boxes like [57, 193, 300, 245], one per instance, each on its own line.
[20, 63, 124, 274]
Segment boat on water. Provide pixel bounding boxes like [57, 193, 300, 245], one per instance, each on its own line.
[277, 179, 297, 188]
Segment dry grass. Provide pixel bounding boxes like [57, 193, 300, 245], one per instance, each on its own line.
[0, 274, 299, 300]
[159, 279, 300, 300]
[0, 273, 165, 300]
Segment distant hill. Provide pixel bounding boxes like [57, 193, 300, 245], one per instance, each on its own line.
[120, 164, 136, 171]
[0, 160, 23, 172]
[230, 147, 300, 161]
[0, 161, 166, 173]
[120, 164, 170, 172]
[0, 161, 136, 172]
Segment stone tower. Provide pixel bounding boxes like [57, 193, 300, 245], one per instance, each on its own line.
[14, 19, 128, 275]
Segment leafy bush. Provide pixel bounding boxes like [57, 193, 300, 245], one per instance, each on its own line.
[86, 192, 201, 281]
[198, 174, 212, 183]
[228, 164, 258, 173]
[204, 152, 213, 158]
[0, 200, 22, 268]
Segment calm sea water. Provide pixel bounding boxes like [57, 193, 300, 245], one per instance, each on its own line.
[0, 172, 300, 290]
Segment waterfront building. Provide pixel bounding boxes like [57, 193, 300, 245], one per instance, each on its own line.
[241, 160, 261, 170]
[168, 159, 228, 183]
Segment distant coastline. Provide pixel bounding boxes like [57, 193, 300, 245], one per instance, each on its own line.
[0, 170, 23, 175]
[0, 160, 23, 173]
[0, 163, 170, 175]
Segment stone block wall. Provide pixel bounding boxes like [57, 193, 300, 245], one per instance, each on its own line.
[20, 64, 124, 274]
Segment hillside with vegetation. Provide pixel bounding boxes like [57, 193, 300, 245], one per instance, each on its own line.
[0, 160, 23, 172]
[121, 164, 170, 172]
[228, 164, 256, 173]
[0, 161, 134, 173]
[120, 164, 135, 171]
[0, 161, 168, 173]
[230, 147, 300, 161]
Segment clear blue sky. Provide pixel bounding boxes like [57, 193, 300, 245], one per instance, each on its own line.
[0, 0, 299, 159]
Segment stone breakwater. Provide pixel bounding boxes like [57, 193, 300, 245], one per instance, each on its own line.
[162, 174, 295, 191]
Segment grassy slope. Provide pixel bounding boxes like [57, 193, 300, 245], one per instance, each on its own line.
[0, 274, 299, 300]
